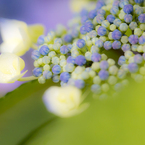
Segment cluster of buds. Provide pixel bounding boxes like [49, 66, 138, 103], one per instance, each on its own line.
[32, 0, 145, 97]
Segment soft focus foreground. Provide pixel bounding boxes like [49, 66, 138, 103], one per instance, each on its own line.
[0, 79, 145, 145]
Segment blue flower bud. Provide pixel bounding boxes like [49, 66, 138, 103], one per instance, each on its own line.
[113, 19, 121, 27]
[118, 56, 126, 65]
[100, 61, 109, 70]
[88, 9, 97, 19]
[37, 35, 45, 45]
[91, 84, 101, 94]
[54, 38, 62, 44]
[64, 34, 72, 43]
[77, 39, 86, 48]
[138, 14, 145, 23]
[129, 22, 137, 30]
[113, 0, 120, 7]
[80, 25, 87, 35]
[112, 30, 122, 40]
[52, 65, 61, 74]
[75, 79, 85, 89]
[31, 50, 40, 60]
[104, 41, 112, 50]
[129, 35, 139, 45]
[52, 75, 60, 83]
[84, 21, 94, 32]
[122, 44, 131, 52]
[128, 63, 138, 73]
[60, 45, 69, 54]
[60, 72, 70, 83]
[110, 6, 119, 15]
[96, 1, 105, 9]
[134, 54, 143, 64]
[96, 15, 105, 24]
[75, 55, 86, 66]
[67, 44, 73, 50]
[97, 26, 107, 36]
[91, 53, 102, 62]
[81, 16, 89, 24]
[67, 56, 75, 64]
[123, 4, 133, 14]
[135, 7, 143, 15]
[119, 1, 129, 8]
[106, 15, 115, 24]
[97, 9, 106, 16]
[124, 14, 133, 23]
[139, 36, 145, 45]
[95, 39, 103, 48]
[112, 41, 121, 49]
[39, 45, 50, 55]
[88, 30, 97, 38]
[98, 70, 109, 80]
[33, 67, 42, 77]
[43, 70, 52, 79]
[134, 0, 144, 4]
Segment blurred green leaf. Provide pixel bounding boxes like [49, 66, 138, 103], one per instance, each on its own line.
[0, 80, 58, 145]
[21, 80, 145, 145]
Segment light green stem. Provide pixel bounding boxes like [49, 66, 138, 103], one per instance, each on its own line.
[18, 76, 38, 82]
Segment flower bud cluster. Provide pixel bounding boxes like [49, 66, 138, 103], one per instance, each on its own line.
[32, 0, 145, 97]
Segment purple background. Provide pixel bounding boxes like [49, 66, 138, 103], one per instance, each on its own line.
[0, 0, 73, 96]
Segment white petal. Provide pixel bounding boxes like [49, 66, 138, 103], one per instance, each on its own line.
[0, 19, 28, 41]
[43, 86, 87, 118]
[0, 39, 30, 56]
[70, 0, 96, 12]
[28, 24, 45, 43]
[0, 19, 31, 56]
[7, 70, 27, 83]
[0, 53, 25, 83]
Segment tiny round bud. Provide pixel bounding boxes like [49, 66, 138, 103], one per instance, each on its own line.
[39, 45, 50, 55]
[75, 55, 86, 66]
[38, 76, 46, 84]
[43, 70, 52, 79]
[33, 68, 42, 77]
[128, 63, 138, 73]
[91, 53, 102, 62]
[99, 70, 109, 80]
[60, 45, 69, 54]
[77, 39, 86, 48]
[60, 72, 70, 83]
[52, 65, 61, 74]
[31, 50, 40, 60]
[75, 79, 85, 89]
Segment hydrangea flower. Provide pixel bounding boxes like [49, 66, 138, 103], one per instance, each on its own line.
[30, 0, 145, 98]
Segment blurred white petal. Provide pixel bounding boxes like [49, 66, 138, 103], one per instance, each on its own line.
[70, 0, 96, 12]
[43, 86, 89, 118]
[0, 19, 44, 56]
[28, 24, 45, 43]
[0, 53, 27, 83]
